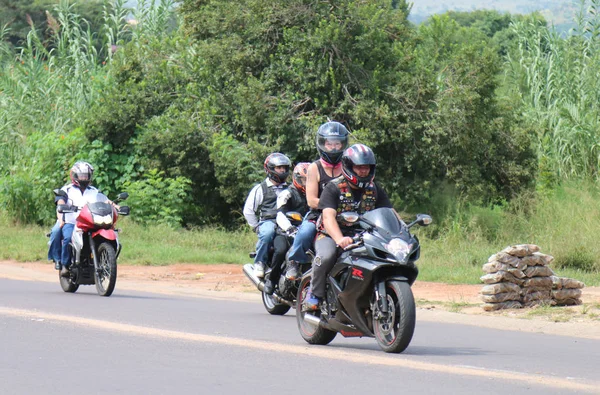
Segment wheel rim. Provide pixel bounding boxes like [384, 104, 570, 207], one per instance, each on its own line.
[298, 282, 318, 336]
[97, 248, 112, 290]
[375, 293, 399, 345]
[263, 292, 278, 309]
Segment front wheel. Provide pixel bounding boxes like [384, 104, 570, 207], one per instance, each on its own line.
[95, 242, 117, 297]
[295, 275, 337, 345]
[262, 291, 291, 316]
[373, 280, 416, 353]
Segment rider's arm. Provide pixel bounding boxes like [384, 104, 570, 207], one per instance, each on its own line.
[243, 184, 263, 230]
[275, 190, 293, 231]
[306, 162, 320, 209]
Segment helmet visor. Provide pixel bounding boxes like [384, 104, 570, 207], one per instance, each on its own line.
[317, 135, 348, 154]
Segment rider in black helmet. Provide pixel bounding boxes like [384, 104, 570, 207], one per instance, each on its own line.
[305, 144, 395, 310]
[285, 121, 349, 279]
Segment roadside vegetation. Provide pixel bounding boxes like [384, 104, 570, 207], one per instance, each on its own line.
[0, 0, 599, 286]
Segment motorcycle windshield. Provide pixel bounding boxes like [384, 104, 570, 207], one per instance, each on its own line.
[87, 193, 112, 216]
[362, 208, 406, 236]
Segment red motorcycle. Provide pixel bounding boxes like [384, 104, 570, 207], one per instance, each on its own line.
[55, 190, 130, 296]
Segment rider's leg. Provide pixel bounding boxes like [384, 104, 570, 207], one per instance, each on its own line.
[306, 235, 337, 309]
[254, 220, 276, 278]
[287, 219, 316, 264]
[47, 221, 62, 270]
[60, 224, 75, 270]
[265, 234, 288, 295]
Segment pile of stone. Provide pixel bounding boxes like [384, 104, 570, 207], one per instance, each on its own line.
[479, 244, 585, 311]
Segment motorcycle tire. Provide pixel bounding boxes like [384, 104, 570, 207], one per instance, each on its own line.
[373, 280, 415, 353]
[261, 291, 291, 316]
[95, 242, 117, 297]
[296, 275, 337, 345]
[59, 271, 79, 293]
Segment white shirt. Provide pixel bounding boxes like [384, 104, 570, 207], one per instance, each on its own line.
[60, 184, 100, 224]
[243, 178, 287, 229]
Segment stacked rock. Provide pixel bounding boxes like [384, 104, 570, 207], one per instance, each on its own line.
[480, 244, 584, 311]
[551, 276, 585, 306]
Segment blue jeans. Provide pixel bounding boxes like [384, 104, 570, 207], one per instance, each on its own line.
[255, 220, 276, 265]
[61, 223, 75, 268]
[47, 221, 62, 263]
[287, 219, 316, 264]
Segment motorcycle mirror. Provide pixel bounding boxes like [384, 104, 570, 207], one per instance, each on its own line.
[338, 212, 360, 224]
[118, 206, 130, 216]
[408, 214, 432, 228]
[286, 211, 303, 222]
[116, 192, 129, 201]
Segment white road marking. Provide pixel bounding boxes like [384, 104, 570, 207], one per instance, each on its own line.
[0, 306, 597, 392]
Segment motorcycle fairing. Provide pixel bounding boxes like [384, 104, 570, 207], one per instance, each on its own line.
[92, 228, 117, 240]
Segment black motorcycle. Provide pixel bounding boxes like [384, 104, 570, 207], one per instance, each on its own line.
[296, 207, 431, 353]
[243, 212, 313, 315]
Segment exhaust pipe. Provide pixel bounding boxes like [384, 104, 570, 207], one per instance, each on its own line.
[303, 313, 322, 327]
[243, 264, 265, 292]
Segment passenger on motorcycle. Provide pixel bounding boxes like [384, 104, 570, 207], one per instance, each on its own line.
[263, 162, 311, 295]
[285, 121, 348, 275]
[305, 144, 394, 310]
[243, 153, 291, 279]
[47, 161, 112, 277]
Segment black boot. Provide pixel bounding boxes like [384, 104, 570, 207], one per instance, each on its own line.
[263, 279, 275, 295]
[285, 261, 300, 280]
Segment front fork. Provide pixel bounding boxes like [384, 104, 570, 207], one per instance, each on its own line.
[375, 280, 389, 313]
[89, 234, 100, 274]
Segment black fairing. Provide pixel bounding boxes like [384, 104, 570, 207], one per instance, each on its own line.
[323, 208, 421, 337]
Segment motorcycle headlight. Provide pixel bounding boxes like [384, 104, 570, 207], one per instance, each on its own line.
[384, 238, 411, 261]
[93, 213, 113, 226]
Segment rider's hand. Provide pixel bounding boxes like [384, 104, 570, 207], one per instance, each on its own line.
[336, 236, 354, 249]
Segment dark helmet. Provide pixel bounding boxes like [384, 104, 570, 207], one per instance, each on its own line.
[292, 162, 310, 193]
[264, 153, 291, 183]
[70, 161, 94, 189]
[316, 121, 349, 165]
[341, 144, 376, 188]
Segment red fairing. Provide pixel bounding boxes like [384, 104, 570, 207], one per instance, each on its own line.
[92, 228, 117, 240]
[76, 204, 118, 233]
[76, 205, 95, 232]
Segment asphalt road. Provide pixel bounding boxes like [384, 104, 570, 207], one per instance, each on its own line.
[1, 278, 598, 394]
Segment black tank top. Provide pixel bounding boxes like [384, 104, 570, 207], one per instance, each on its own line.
[315, 160, 338, 197]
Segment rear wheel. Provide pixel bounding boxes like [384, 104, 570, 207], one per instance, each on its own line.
[262, 291, 291, 315]
[295, 275, 337, 345]
[373, 280, 415, 353]
[95, 242, 117, 297]
[59, 271, 78, 293]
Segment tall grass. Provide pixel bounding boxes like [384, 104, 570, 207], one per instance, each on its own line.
[507, 0, 600, 180]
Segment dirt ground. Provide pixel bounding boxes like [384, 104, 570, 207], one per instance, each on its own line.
[1, 260, 599, 339]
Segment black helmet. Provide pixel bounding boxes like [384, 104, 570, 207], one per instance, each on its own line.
[341, 144, 376, 188]
[316, 121, 349, 165]
[264, 153, 291, 183]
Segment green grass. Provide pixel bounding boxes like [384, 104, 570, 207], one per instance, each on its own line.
[1, 180, 600, 286]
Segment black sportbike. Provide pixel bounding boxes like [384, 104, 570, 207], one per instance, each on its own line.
[296, 207, 431, 353]
[243, 212, 313, 315]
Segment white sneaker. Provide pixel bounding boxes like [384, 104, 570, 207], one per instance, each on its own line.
[254, 262, 265, 278]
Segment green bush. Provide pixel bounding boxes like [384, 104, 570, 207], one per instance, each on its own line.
[123, 169, 192, 227]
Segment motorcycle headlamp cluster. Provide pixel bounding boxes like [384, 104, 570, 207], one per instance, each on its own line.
[92, 213, 113, 227]
[384, 238, 411, 261]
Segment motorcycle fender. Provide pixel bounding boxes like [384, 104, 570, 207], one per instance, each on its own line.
[92, 228, 117, 240]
